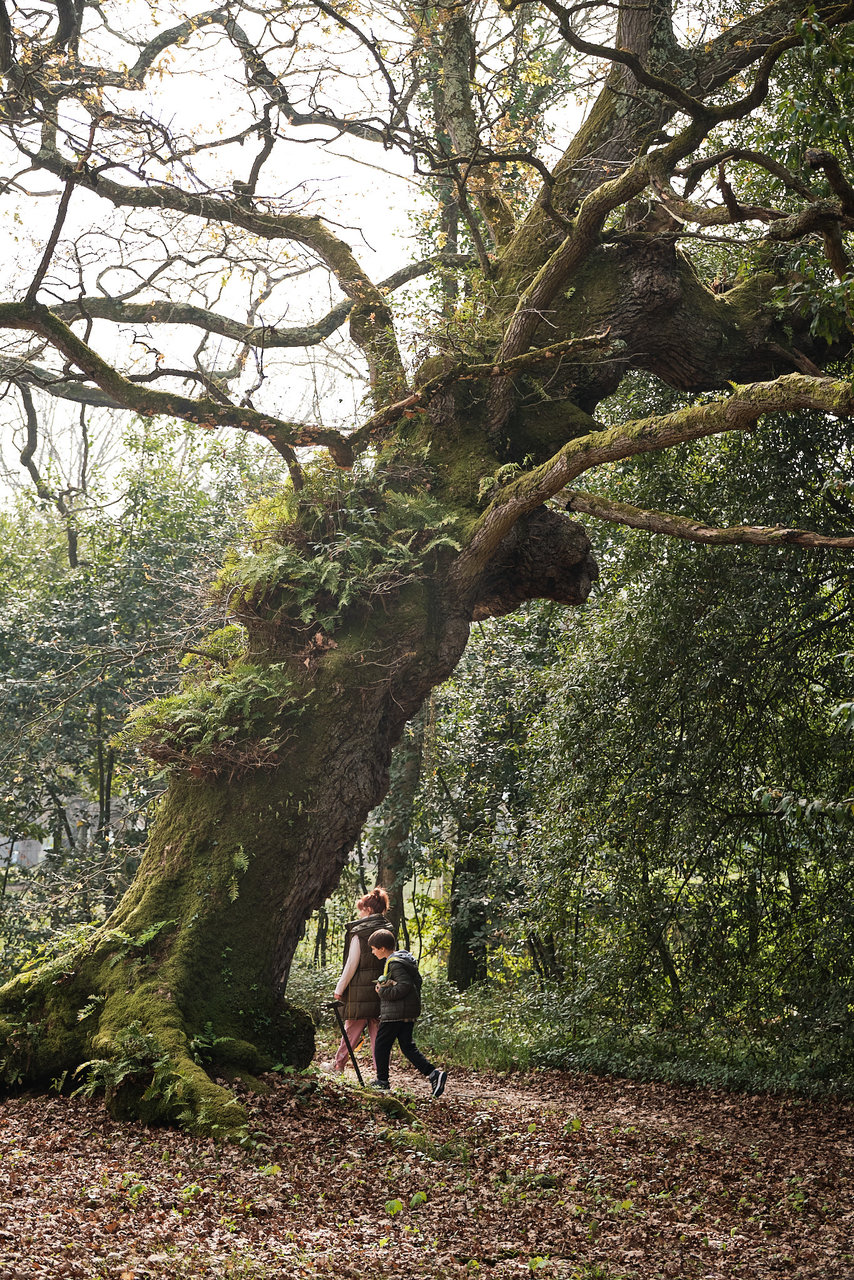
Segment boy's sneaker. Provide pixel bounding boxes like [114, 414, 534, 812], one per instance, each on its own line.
[428, 1068, 447, 1098]
[371, 1079, 391, 1091]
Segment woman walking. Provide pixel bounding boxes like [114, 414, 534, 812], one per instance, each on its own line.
[328, 886, 393, 1075]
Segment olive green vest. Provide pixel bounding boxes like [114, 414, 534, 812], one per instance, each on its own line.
[341, 913, 392, 1020]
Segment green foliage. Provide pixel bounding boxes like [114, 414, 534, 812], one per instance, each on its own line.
[285, 961, 337, 1028]
[718, 14, 854, 344]
[121, 660, 306, 775]
[73, 1020, 177, 1110]
[124, 460, 461, 776]
[0, 423, 279, 977]
[399, 401, 854, 1091]
[217, 460, 461, 633]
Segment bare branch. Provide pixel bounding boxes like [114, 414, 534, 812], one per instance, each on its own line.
[49, 254, 476, 351]
[0, 302, 355, 465]
[17, 384, 79, 566]
[25, 143, 408, 404]
[0, 352, 123, 408]
[565, 488, 854, 548]
[26, 121, 97, 305]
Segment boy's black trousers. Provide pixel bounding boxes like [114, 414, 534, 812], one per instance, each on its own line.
[374, 1020, 435, 1083]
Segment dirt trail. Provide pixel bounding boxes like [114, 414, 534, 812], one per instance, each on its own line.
[1, 1066, 853, 1279]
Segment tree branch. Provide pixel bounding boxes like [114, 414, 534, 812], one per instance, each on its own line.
[349, 330, 613, 452]
[454, 372, 854, 589]
[564, 489, 854, 548]
[805, 147, 854, 216]
[0, 0, 13, 75]
[49, 255, 475, 350]
[438, 7, 515, 247]
[488, 117, 711, 436]
[0, 302, 355, 465]
[26, 143, 408, 405]
[679, 148, 816, 201]
[17, 384, 79, 566]
[26, 121, 96, 305]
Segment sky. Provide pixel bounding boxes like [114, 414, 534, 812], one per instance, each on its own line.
[0, 1, 437, 498]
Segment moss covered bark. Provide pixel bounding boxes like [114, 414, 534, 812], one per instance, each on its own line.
[0, 446, 602, 1134]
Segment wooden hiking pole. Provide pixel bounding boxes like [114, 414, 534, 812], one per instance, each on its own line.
[330, 1000, 365, 1086]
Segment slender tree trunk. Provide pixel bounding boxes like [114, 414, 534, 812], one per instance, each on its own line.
[447, 849, 490, 991]
[375, 708, 426, 933]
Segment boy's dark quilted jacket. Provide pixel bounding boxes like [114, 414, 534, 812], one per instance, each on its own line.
[377, 949, 423, 1022]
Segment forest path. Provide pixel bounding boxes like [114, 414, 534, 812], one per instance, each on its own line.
[1, 1063, 852, 1280]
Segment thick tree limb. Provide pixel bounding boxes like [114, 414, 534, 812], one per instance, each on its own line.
[0, 0, 12, 76]
[687, 0, 854, 103]
[805, 148, 854, 215]
[349, 331, 613, 452]
[488, 117, 710, 435]
[455, 373, 854, 590]
[0, 302, 354, 464]
[564, 489, 854, 548]
[505, 0, 854, 285]
[679, 148, 816, 201]
[536, 0, 706, 118]
[0, 353, 122, 408]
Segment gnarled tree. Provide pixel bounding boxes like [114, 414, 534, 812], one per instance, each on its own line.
[1, 0, 853, 1131]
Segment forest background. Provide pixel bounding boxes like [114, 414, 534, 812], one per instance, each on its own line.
[3, 393, 853, 1097]
[0, 0, 854, 1121]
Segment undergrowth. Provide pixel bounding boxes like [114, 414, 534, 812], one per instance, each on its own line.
[290, 961, 854, 1097]
[415, 977, 854, 1096]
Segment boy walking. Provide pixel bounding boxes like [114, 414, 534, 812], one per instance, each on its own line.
[368, 929, 447, 1098]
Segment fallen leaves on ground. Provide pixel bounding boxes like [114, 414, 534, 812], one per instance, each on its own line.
[1, 1057, 853, 1279]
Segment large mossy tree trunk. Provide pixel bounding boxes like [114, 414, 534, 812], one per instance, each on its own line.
[0, 504, 596, 1131]
[2, 0, 853, 1136]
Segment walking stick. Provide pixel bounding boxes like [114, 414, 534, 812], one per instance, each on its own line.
[330, 999, 365, 1086]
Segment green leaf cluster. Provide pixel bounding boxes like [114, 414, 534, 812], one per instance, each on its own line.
[217, 462, 461, 633]
[121, 659, 306, 773]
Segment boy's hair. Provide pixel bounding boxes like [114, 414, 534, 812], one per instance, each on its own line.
[368, 928, 396, 951]
[357, 886, 390, 915]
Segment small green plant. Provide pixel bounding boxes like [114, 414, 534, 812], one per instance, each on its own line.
[76, 994, 106, 1022]
[189, 1022, 230, 1066]
[73, 1021, 177, 1114]
[120, 1172, 148, 1207]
